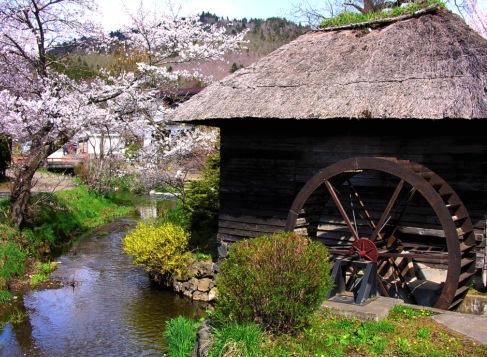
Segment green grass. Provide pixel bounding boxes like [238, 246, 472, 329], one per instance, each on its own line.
[193, 252, 213, 261]
[166, 306, 487, 357]
[0, 242, 27, 290]
[24, 185, 134, 247]
[389, 304, 434, 319]
[163, 316, 201, 357]
[321, 0, 446, 28]
[262, 306, 486, 356]
[209, 323, 263, 357]
[36, 167, 69, 176]
[30, 273, 48, 286]
[0, 290, 12, 303]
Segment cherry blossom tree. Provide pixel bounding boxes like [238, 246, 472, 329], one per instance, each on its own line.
[0, 0, 245, 226]
[464, 0, 487, 38]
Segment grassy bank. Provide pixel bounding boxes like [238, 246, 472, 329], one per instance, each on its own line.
[0, 185, 134, 299]
[166, 306, 487, 356]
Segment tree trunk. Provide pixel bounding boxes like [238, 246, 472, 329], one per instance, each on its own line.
[9, 146, 52, 227]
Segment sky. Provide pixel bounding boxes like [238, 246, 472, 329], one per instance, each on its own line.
[97, 0, 487, 31]
[97, 0, 323, 30]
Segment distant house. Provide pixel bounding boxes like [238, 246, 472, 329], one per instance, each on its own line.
[78, 133, 125, 157]
[46, 87, 203, 166]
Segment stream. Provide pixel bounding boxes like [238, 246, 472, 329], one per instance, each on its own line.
[0, 199, 205, 357]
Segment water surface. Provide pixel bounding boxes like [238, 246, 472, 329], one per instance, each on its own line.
[0, 218, 204, 357]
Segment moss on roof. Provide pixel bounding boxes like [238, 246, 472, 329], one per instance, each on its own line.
[321, 0, 446, 28]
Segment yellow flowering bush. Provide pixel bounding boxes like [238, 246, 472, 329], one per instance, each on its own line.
[123, 222, 192, 277]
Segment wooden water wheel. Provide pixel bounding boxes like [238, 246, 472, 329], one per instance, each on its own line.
[286, 157, 477, 310]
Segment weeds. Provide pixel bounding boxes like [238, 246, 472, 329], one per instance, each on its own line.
[417, 327, 431, 339]
[30, 273, 48, 286]
[0, 308, 27, 331]
[389, 305, 433, 319]
[30, 261, 57, 286]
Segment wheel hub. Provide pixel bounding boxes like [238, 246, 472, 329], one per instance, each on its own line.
[350, 238, 378, 262]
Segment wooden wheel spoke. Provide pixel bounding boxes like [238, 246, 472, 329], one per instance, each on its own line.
[329, 247, 351, 255]
[324, 180, 360, 241]
[383, 187, 417, 241]
[347, 180, 377, 232]
[370, 179, 405, 241]
[380, 257, 417, 304]
[378, 250, 449, 263]
[376, 274, 390, 297]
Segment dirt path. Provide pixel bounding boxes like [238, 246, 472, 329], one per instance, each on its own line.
[0, 171, 76, 196]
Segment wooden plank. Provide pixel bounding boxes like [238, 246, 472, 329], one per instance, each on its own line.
[219, 214, 286, 227]
[219, 221, 283, 234]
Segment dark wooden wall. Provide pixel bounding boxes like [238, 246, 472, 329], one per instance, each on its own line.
[217, 120, 487, 268]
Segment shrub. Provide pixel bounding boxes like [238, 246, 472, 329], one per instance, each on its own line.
[209, 323, 263, 357]
[164, 316, 200, 357]
[215, 232, 333, 333]
[183, 152, 219, 252]
[123, 221, 192, 277]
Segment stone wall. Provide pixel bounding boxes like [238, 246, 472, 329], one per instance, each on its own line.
[170, 260, 219, 302]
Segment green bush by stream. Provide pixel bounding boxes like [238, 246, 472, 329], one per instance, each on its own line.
[122, 152, 220, 278]
[0, 185, 133, 297]
[214, 232, 333, 333]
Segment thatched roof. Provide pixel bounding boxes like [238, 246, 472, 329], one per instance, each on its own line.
[171, 10, 487, 123]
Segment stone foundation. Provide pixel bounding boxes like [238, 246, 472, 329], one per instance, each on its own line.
[191, 320, 213, 357]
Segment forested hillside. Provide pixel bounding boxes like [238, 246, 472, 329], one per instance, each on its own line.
[50, 14, 307, 82]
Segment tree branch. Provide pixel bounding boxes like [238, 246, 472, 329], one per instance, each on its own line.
[344, 2, 365, 13]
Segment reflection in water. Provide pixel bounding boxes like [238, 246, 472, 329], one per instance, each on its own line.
[136, 198, 177, 220]
[0, 217, 204, 357]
